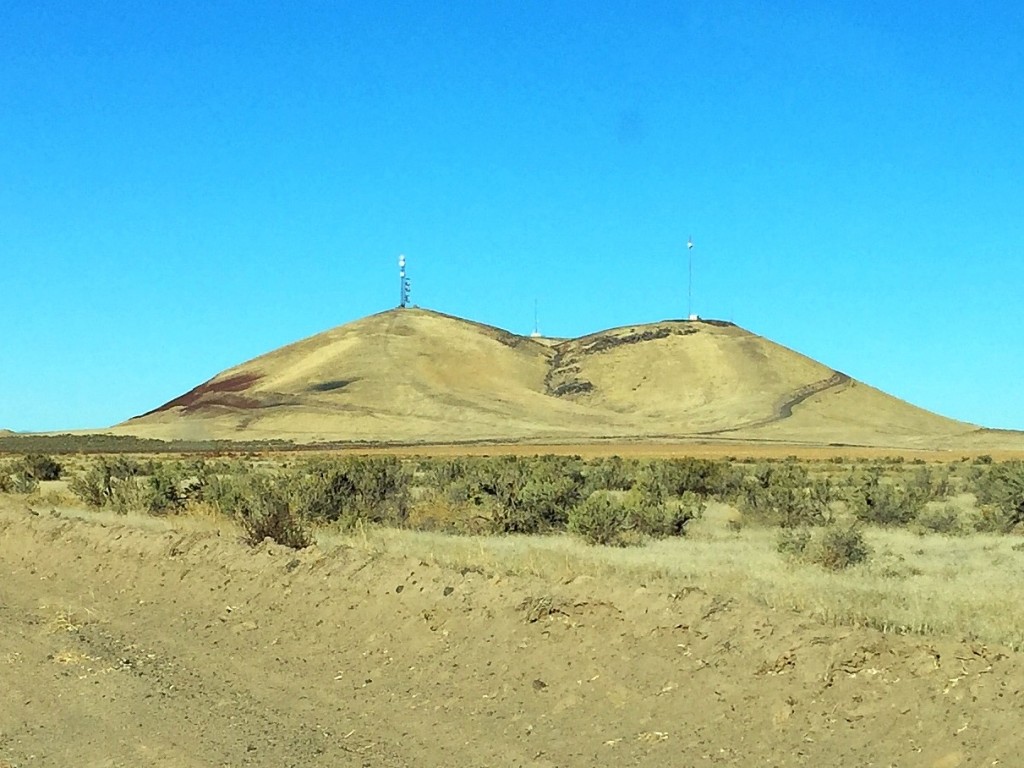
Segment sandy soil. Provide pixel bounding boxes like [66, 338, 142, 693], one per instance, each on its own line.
[1, 502, 1021, 767]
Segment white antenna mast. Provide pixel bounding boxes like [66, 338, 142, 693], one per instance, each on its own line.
[399, 254, 411, 308]
[531, 299, 541, 338]
[687, 236, 696, 320]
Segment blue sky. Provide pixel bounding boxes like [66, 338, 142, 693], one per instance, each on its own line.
[2, 1, 1022, 432]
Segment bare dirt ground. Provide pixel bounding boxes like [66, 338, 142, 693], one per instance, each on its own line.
[2, 502, 1022, 767]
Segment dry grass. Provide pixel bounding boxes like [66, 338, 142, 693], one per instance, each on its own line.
[45, 607, 91, 634]
[11, 488, 1024, 649]
[320, 504, 1024, 650]
[42, 500, 242, 537]
[113, 307, 1013, 450]
[51, 649, 96, 665]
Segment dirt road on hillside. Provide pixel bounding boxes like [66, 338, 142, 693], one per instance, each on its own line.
[1, 504, 1021, 767]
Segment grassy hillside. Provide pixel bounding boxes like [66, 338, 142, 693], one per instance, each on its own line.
[113, 307, 991, 448]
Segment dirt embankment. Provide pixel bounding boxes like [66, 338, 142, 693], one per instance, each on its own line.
[1, 505, 1021, 767]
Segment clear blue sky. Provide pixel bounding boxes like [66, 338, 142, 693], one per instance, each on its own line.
[2, 1, 1022, 432]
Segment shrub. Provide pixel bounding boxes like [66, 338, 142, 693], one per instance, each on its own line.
[477, 456, 586, 534]
[583, 456, 638, 493]
[776, 524, 870, 570]
[235, 476, 312, 549]
[19, 454, 62, 481]
[206, 472, 250, 517]
[635, 458, 742, 500]
[67, 458, 206, 515]
[848, 469, 923, 527]
[906, 465, 953, 502]
[568, 492, 631, 546]
[914, 503, 966, 536]
[10, 472, 39, 494]
[626, 489, 703, 538]
[971, 461, 1024, 531]
[109, 476, 161, 515]
[420, 457, 472, 491]
[812, 525, 870, 570]
[776, 527, 811, 558]
[738, 463, 832, 527]
[295, 456, 410, 528]
[69, 462, 114, 508]
[405, 489, 491, 534]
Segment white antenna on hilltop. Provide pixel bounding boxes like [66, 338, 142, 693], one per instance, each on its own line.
[531, 299, 542, 338]
[399, 254, 411, 308]
[687, 236, 697, 320]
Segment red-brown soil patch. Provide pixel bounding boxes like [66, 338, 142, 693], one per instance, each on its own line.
[134, 372, 263, 417]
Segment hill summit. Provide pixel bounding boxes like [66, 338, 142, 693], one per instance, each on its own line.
[116, 308, 978, 448]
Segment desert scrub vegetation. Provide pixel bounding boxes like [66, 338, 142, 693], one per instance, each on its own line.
[22, 451, 1024, 647]
[567, 488, 704, 546]
[777, 525, 870, 570]
[233, 474, 313, 549]
[47, 453, 1024, 556]
[970, 460, 1024, 531]
[0, 453, 63, 494]
[68, 457, 209, 514]
[737, 462, 834, 527]
[18, 453, 63, 481]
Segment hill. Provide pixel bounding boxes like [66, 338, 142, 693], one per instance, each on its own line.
[111, 308, 1011, 450]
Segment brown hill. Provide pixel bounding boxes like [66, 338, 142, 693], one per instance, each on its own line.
[114, 308, 1000, 448]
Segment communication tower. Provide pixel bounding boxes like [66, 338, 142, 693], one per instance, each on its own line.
[399, 254, 411, 308]
[530, 299, 542, 338]
[687, 236, 698, 320]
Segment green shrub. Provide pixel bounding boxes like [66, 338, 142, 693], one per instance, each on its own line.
[626, 489, 703, 537]
[583, 456, 638, 493]
[235, 476, 312, 549]
[420, 457, 472, 491]
[776, 527, 812, 558]
[0, 456, 52, 494]
[776, 524, 870, 570]
[207, 473, 249, 517]
[914, 503, 966, 536]
[568, 492, 631, 546]
[635, 458, 742, 500]
[848, 469, 923, 527]
[906, 465, 953, 502]
[738, 463, 832, 527]
[295, 456, 410, 528]
[68, 458, 205, 515]
[812, 525, 870, 570]
[19, 454, 62, 481]
[476, 456, 586, 534]
[109, 476, 160, 515]
[971, 461, 1024, 531]
[10, 472, 39, 494]
[69, 462, 114, 508]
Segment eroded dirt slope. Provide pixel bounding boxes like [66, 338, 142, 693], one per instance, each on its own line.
[1, 504, 1021, 767]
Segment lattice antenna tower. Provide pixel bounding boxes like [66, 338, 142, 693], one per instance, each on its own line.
[399, 254, 411, 308]
[531, 299, 542, 338]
